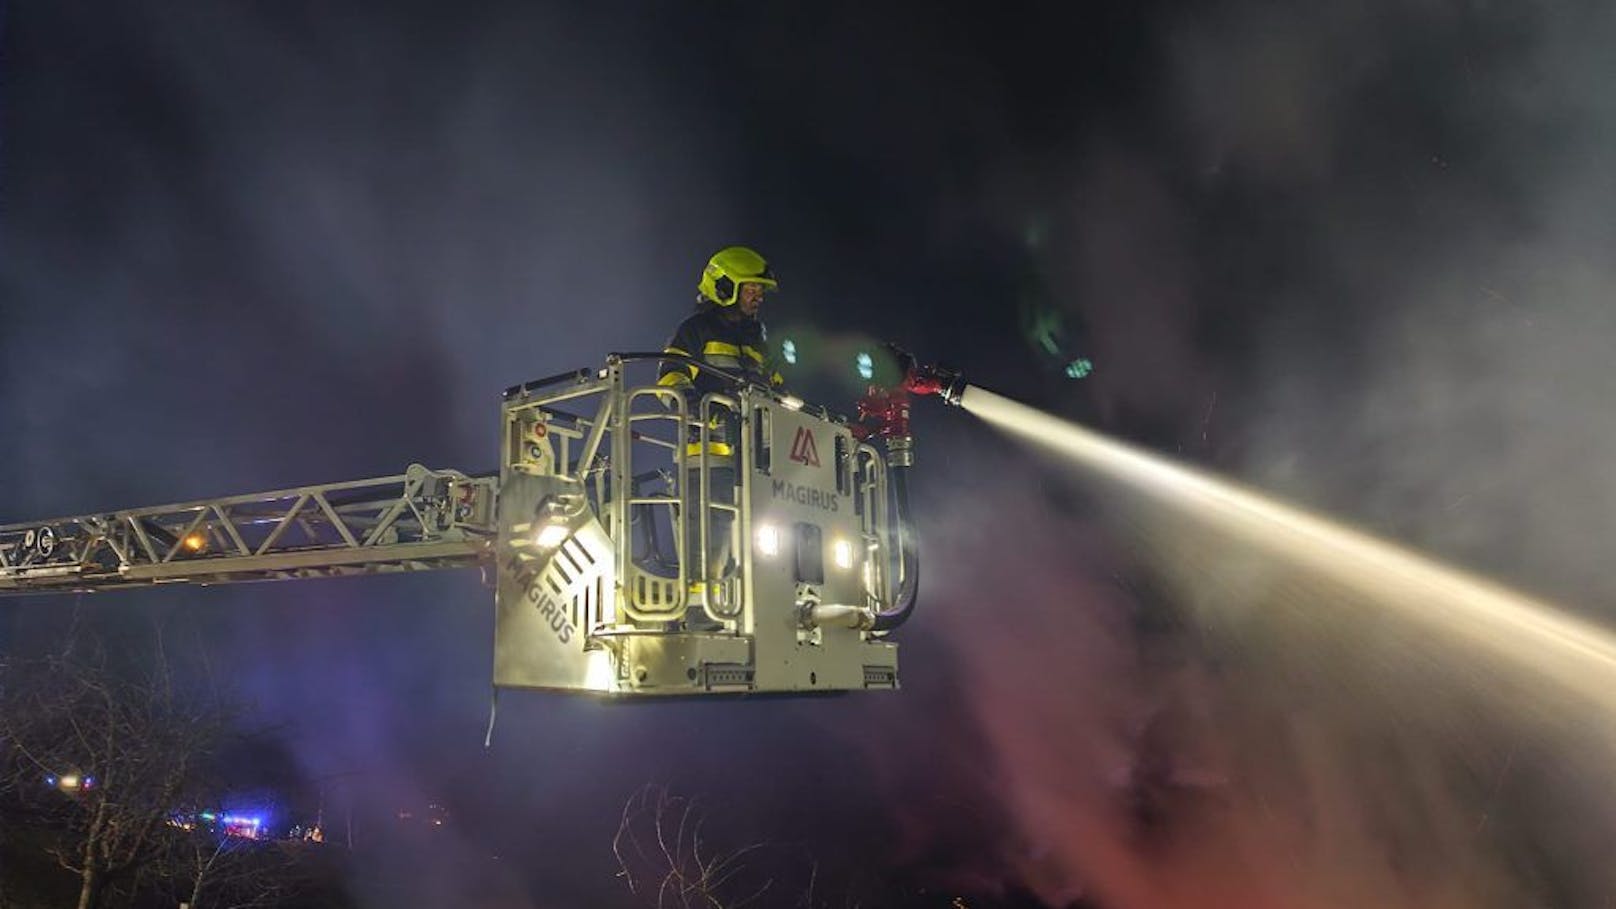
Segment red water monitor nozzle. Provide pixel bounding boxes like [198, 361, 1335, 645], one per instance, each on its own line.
[889, 343, 965, 407]
[851, 343, 964, 447]
[853, 385, 912, 442]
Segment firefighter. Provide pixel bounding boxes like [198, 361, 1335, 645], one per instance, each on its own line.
[659, 246, 782, 622]
[658, 245, 783, 395]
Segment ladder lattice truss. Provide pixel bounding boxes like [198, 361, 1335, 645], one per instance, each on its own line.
[0, 465, 496, 595]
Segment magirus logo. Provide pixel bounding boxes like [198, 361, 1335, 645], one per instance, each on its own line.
[788, 427, 821, 467]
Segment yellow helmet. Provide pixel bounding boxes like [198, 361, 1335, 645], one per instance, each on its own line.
[697, 246, 778, 307]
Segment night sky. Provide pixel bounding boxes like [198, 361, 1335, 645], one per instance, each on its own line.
[6, 2, 1616, 907]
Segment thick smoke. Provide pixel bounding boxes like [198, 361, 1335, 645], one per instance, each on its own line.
[1, 3, 1038, 904]
[1223, 5, 1616, 904]
[946, 1, 1616, 906]
[8, 1, 1616, 906]
[2, 3, 751, 905]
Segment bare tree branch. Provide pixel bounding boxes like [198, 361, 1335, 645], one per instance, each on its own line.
[0, 623, 305, 909]
[615, 784, 787, 909]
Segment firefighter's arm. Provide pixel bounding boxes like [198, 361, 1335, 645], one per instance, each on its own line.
[740, 335, 785, 389]
[762, 341, 785, 388]
[658, 321, 700, 390]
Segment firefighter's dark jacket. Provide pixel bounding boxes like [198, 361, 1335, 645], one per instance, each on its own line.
[658, 307, 783, 396]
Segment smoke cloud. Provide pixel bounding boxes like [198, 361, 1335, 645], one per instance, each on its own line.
[7, 1, 1616, 906]
[935, 1, 1616, 906]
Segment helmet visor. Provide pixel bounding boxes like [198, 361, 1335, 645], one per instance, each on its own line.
[737, 266, 778, 289]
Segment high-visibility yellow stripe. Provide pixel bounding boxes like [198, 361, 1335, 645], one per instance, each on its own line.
[658, 371, 692, 387]
[685, 441, 733, 457]
[702, 341, 741, 358]
[741, 345, 765, 363]
[662, 347, 699, 378]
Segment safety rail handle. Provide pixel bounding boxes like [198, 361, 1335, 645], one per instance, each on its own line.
[504, 360, 883, 632]
[504, 369, 695, 624]
[855, 444, 893, 610]
[697, 392, 744, 622]
[619, 385, 691, 622]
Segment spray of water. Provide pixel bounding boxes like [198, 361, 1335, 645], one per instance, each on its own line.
[960, 384, 1616, 714]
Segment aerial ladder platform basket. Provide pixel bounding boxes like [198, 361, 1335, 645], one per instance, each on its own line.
[0, 354, 937, 699]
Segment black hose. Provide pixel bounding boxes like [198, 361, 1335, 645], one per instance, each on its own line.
[503, 368, 593, 400]
[872, 465, 918, 633]
[502, 353, 750, 401]
[608, 351, 748, 388]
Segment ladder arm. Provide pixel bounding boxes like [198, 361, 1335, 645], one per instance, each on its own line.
[0, 465, 497, 595]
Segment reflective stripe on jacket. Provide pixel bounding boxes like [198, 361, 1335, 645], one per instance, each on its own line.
[658, 309, 782, 394]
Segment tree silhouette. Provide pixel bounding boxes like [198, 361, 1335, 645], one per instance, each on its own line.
[0, 628, 242, 909]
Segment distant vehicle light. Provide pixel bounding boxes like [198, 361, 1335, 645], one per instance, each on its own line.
[219, 814, 264, 838]
[1064, 358, 1093, 379]
[855, 352, 874, 381]
[756, 524, 781, 557]
[58, 774, 81, 790]
[782, 339, 798, 365]
[832, 540, 856, 570]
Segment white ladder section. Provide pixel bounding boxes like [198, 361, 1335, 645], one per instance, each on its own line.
[0, 465, 496, 594]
